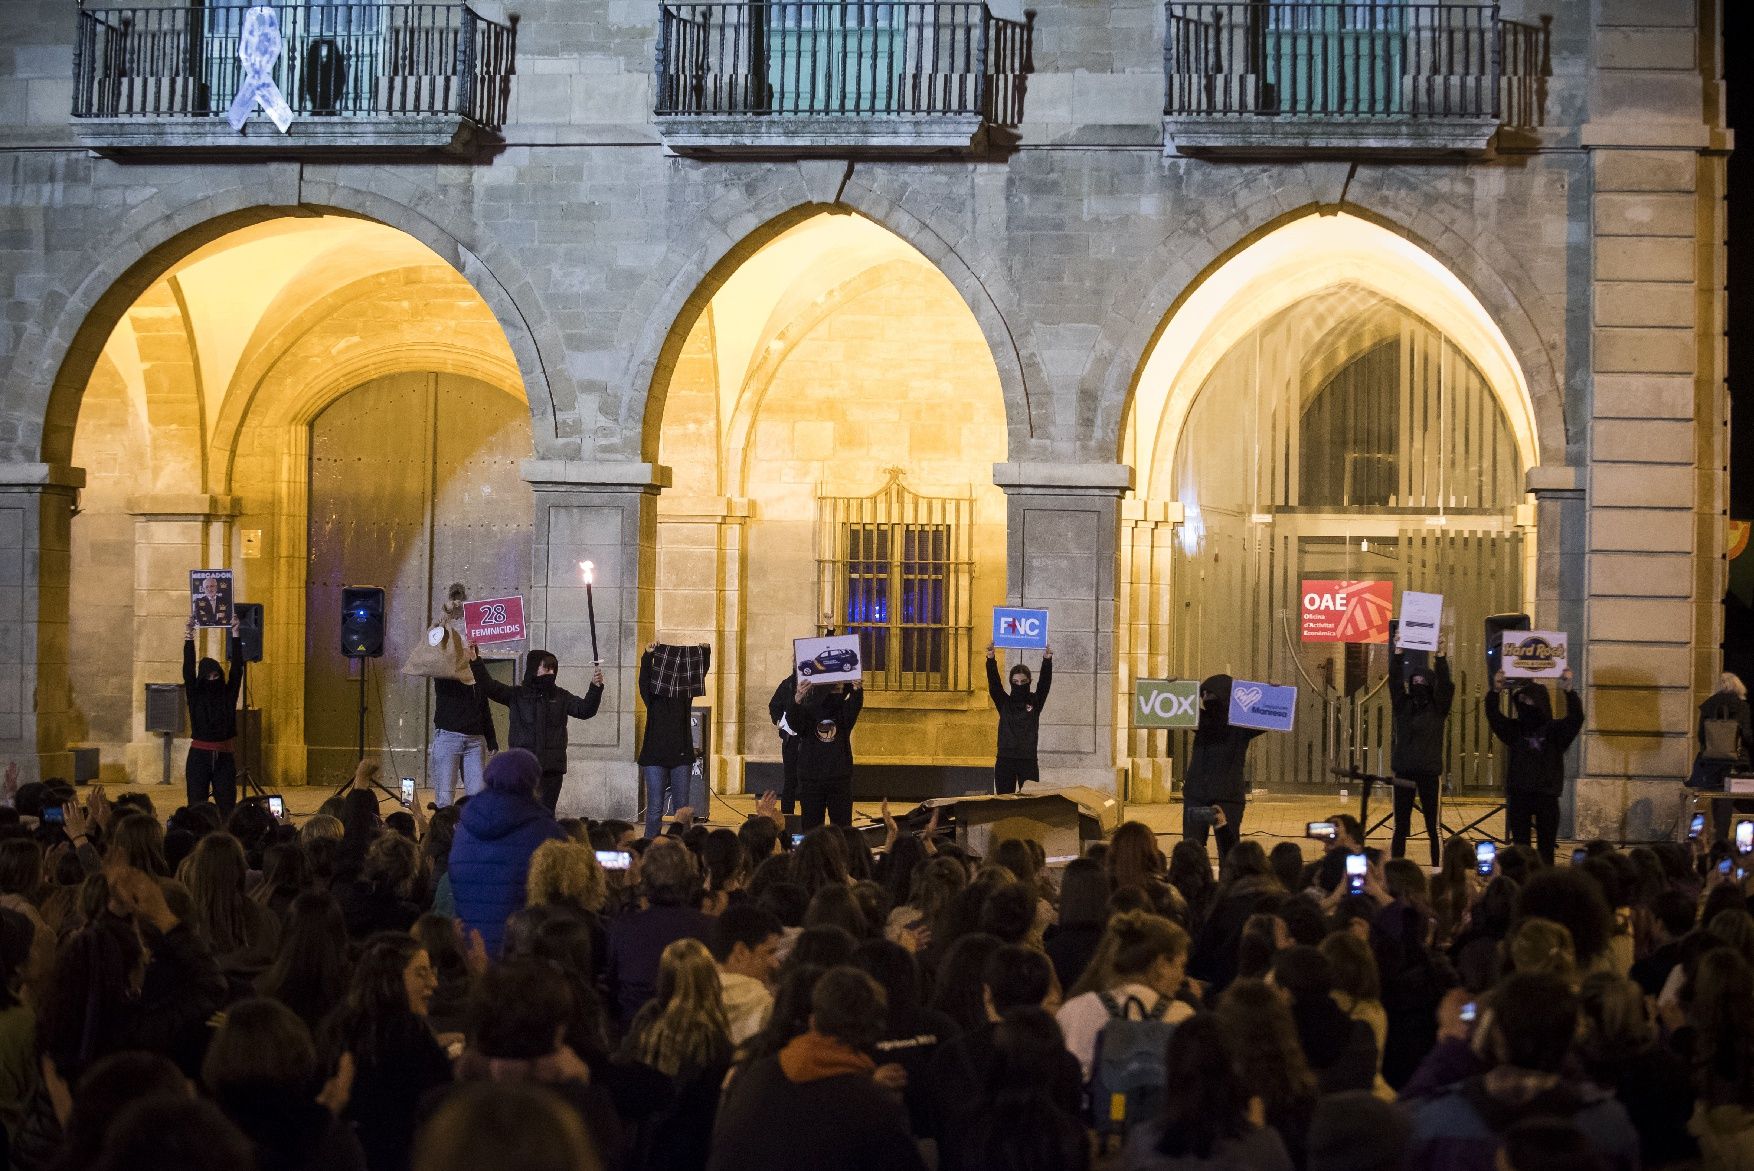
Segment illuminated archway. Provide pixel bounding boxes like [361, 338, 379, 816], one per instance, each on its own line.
[1117, 212, 1539, 801]
[66, 215, 529, 785]
[649, 212, 1010, 789]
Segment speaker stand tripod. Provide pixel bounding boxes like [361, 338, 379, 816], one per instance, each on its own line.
[329, 656, 401, 803]
[233, 666, 270, 802]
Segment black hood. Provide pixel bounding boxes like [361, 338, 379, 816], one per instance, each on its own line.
[1198, 674, 1233, 733]
[1513, 681, 1552, 726]
[193, 657, 225, 689]
[523, 649, 557, 688]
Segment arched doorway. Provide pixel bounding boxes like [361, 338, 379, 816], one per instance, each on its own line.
[649, 211, 1010, 794]
[66, 215, 529, 787]
[1119, 213, 1538, 800]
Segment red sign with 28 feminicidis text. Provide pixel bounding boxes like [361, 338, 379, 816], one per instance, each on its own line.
[463, 596, 526, 645]
[1300, 580, 1394, 645]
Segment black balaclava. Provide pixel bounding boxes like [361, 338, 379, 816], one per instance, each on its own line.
[523, 649, 559, 689]
[195, 657, 224, 691]
[1009, 664, 1033, 700]
[1198, 674, 1233, 734]
[1407, 670, 1433, 709]
[1514, 681, 1552, 731]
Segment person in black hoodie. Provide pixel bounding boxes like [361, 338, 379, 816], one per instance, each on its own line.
[1484, 669, 1583, 866]
[768, 672, 802, 817]
[639, 642, 711, 839]
[469, 645, 603, 813]
[1389, 648, 1455, 867]
[1182, 674, 1264, 860]
[985, 644, 1053, 794]
[785, 679, 864, 830]
[183, 616, 245, 812]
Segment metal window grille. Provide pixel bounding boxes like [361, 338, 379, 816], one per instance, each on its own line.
[816, 470, 972, 693]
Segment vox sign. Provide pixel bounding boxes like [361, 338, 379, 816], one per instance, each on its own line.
[1134, 679, 1201, 729]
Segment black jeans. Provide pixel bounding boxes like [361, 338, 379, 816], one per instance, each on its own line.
[1392, 772, 1442, 867]
[1182, 798, 1244, 861]
[186, 748, 237, 814]
[538, 770, 565, 813]
[995, 756, 1037, 795]
[780, 737, 800, 816]
[1506, 788, 1559, 865]
[800, 774, 853, 831]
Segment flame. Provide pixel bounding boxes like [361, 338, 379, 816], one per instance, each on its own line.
[579, 560, 594, 586]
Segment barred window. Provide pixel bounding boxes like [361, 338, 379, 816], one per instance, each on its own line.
[817, 471, 973, 692]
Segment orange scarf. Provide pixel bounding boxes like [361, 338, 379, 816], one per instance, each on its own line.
[777, 1031, 875, 1083]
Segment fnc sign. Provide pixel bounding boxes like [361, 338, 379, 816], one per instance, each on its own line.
[1134, 679, 1200, 729]
[992, 607, 1050, 650]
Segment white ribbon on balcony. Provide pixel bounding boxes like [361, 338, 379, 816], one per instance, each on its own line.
[227, 6, 295, 133]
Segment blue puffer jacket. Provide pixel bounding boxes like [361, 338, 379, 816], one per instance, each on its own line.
[447, 788, 566, 954]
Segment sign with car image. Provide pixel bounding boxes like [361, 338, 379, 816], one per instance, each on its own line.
[793, 634, 863, 683]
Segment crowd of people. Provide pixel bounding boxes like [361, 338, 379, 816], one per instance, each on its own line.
[0, 749, 1749, 1171]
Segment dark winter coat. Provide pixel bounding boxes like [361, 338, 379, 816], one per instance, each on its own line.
[471, 651, 601, 774]
[1390, 652, 1454, 778]
[785, 686, 864, 782]
[447, 788, 567, 954]
[1183, 674, 1264, 806]
[183, 636, 244, 742]
[708, 1051, 927, 1171]
[431, 677, 496, 748]
[638, 647, 709, 768]
[988, 656, 1052, 761]
[1483, 683, 1584, 797]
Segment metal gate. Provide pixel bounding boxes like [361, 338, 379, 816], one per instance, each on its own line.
[305, 373, 533, 786]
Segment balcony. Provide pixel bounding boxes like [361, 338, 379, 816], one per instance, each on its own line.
[1163, 2, 1546, 158]
[655, 1, 1035, 157]
[71, 3, 517, 158]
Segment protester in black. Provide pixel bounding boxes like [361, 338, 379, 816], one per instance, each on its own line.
[1484, 669, 1583, 865]
[784, 680, 864, 830]
[1182, 674, 1263, 860]
[182, 617, 245, 813]
[430, 673, 497, 809]
[1691, 672, 1754, 844]
[986, 644, 1053, 794]
[638, 643, 710, 839]
[1388, 649, 1454, 867]
[470, 646, 603, 813]
[768, 673, 801, 817]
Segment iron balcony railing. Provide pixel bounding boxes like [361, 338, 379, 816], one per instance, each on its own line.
[1165, 2, 1524, 122]
[656, 0, 1034, 123]
[72, 3, 517, 128]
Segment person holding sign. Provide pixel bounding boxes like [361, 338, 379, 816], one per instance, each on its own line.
[469, 646, 604, 813]
[784, 679, 863, 830]
[1485, 668, 1583, 865]
[1388, 645, 1454, 867]
[986, 643, 1052, 794]
[430, 585, 496, 808]
[183, 615, 244, 812]
[767, 672, 801, 816]
[1182, 674, 1264, 860]
[638, 642, 711, 839]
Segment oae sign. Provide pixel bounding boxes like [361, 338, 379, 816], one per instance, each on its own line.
[1134, 679, 1201, 729]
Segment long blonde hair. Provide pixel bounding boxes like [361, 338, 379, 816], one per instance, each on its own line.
[627, 939, 731, 1078]
[525, 841, 607, 914]
[1718, 673, 1748, 700]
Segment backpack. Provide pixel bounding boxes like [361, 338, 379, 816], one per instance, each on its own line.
[1702, 711, 1743, 762]
[1089, 992, 1177, 1139]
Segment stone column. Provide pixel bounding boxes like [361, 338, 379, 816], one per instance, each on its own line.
[993, 462, 1133, 794]
[0, 464, 82, 782]
[1116, 497, 1183, 802]
[123, 494, 240, 787]
[522, 461, 669, 820]
[1573, 0, 1729, 839]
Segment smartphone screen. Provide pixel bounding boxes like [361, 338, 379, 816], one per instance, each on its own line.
[1720, 857, 1735, 877]
[42, 805, 64, 827]
[1737, 821, 1754, 853]
[1459, 1001, 1478, 1024]
[267, 795, 285, 819]
[789, 832, 805, 847]
[1345, 852, 1367, 895]
[399, 778, 415, 808]
[1306, 821, 1337, 842]
[595, 850, 632, 871]
[1690, 812, 1707, 839]
[1475, 840, 1497, 877]
[1571, 848, 1588, 865]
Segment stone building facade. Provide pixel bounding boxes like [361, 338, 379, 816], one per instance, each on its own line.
[0, 0, 1730, 835]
